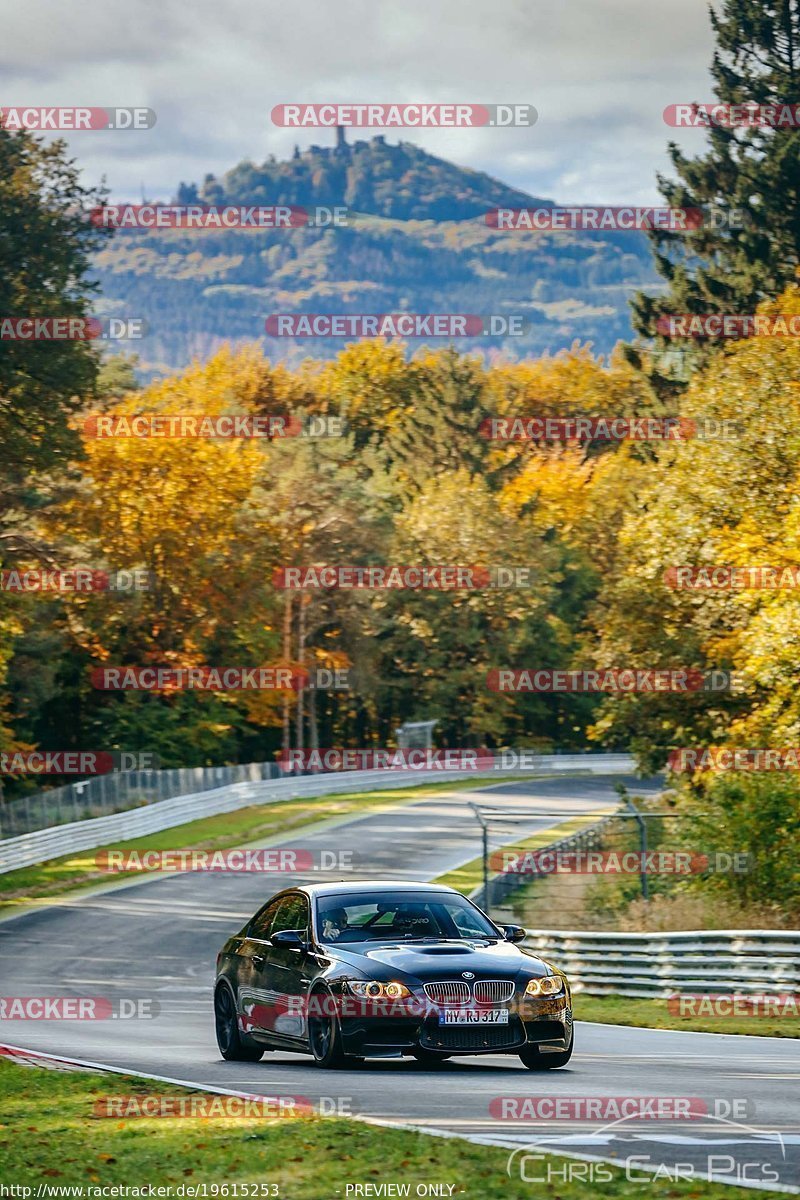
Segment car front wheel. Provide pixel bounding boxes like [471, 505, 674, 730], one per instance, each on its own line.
[519, 1026, 573, 1070]
[308, 989, 351, 1069]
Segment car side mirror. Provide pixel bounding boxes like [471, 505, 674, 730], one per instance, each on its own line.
[503, 924, 527, 944]
[271, 929, 306, 949]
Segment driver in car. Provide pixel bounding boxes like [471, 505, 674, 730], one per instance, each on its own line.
[321, 906, 349, 941]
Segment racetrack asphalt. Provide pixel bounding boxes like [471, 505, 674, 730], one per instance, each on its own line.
[1, 774, 797, 1193]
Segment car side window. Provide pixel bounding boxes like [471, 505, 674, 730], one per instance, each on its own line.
[249, 898, 282, 941]
[271, 893, 309, 938]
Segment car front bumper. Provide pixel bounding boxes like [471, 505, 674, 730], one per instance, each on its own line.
[338, 993, 571, 1057]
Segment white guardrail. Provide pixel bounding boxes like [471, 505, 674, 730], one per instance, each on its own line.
[526, 929, 800, 998]
[0, 752, 634, 875]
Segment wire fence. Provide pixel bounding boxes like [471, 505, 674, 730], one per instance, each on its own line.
[468, 795, 679, 915]
[0, 762, 284, 839]
[0, 749, 636, 841]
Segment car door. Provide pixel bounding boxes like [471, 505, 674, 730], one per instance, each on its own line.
[263, 892, 313, 1044]
[236, 896, 283, 1039]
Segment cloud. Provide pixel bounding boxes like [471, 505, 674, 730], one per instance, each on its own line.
[3, 0, 716, 204]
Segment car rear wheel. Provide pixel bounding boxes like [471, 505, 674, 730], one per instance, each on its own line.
[519, 1026, 573, 1070]
[214, 983, 264, 1062]
[411, 1049, 452, 1065]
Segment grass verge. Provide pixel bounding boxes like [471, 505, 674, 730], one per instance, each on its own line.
[575, 993, 800, 1038]
[0, 776, 503, 913]
[0, 1057, 782, 1197]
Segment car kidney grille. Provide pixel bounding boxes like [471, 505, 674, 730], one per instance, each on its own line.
[473, 979, 515, 1004]
[423, 980, 471, 1005]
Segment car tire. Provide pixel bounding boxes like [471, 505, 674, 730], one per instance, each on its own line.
[410, 1049, 452, 1065]
[214, 982, 264, 1062]
[519, 1027, 574, 1070]
[308, 988, 350, 1069]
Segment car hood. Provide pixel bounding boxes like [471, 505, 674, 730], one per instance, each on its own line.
[326, 939, 555, 980]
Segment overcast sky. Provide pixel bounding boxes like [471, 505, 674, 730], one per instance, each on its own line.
[2, 0, 718, 205]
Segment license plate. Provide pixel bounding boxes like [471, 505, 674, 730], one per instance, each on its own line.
[439, 1008, 509, 1025]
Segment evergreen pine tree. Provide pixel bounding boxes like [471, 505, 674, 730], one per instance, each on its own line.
[628, 0, 800, 395]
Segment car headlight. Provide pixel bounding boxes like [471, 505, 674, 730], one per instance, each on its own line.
[345, 980, 411, 999]
[524, 975, 564, 998]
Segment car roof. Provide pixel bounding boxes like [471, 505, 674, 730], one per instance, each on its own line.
[295, 880, 461, 898]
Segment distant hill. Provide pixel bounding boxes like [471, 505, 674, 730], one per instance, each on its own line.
[93, 133, 659, 376]
[199, 132, 553, 221]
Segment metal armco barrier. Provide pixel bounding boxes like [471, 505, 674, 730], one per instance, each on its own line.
[0, 761, 284, 839]
[0, 752, 634, 875]
[525, 929, 800, 997]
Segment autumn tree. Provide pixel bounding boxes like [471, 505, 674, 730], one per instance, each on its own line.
[0, 123, 109, 763]
[592, 287, 800, 769]
[0, 123, 109, 525]
[44, 348, 282, 763]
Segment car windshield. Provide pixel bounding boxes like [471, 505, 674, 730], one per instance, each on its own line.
[315, 890, 499, 944]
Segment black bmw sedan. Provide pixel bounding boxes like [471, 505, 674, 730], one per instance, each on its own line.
[214, 880, 573, 1069]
